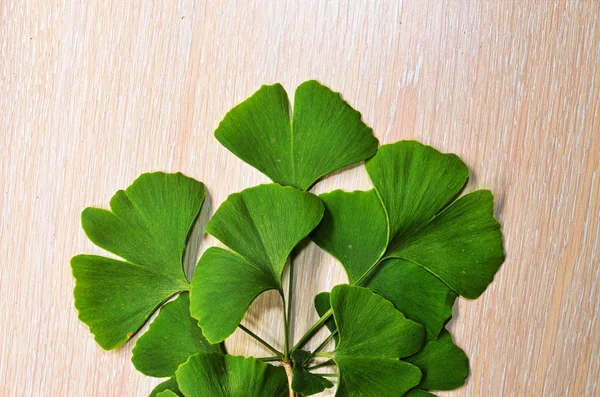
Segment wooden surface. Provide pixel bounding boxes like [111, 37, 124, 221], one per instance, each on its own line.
[1, 1, 599, 396]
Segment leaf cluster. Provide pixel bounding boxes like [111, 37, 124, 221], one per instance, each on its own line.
[72, 80, 504, 396]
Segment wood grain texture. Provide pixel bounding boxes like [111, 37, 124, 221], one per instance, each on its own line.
[1, 1, 599, 396]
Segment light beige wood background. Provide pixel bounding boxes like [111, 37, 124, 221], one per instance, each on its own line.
[1, 1, 599, 396]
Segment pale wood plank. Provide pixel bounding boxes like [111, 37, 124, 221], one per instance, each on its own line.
[1, 1, 599, 396]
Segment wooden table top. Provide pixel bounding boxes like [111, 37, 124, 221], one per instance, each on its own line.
[1, 1, 599, 396]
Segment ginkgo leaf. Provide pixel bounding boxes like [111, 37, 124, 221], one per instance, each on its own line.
[215, 80, 379, 191]
[365, 141, 504, 299]
[405, 329, 469, 391]
[329, 285, 425, 397]
[131, 292, 222, 378]
[150, 378, 182, 397]
[312, 141, 504, 340]
[291, 350, 334, 396]
[190, 247, 278, 344]
[365, 141, 468, 239]
[156, 391, 180, 397]
[314, 292, 337, 343]
[404, 390, 437, 397]
[176, 353, 288, 397]
[311, 189, 388, 284]
[72, 172, 205, 350]
[190, 184, 324, 343]
[311, 189, 456, 339]
[386, 189, 504, 299]
[365, 259, 457, 340]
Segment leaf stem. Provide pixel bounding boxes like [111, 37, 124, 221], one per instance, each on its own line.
[312, 331, 336, 355]
[281, 293, 290, 360]
[258, 356, 282, 362]
[312, 373, 338, 378]
[283, 253, 295, 360]
[238, 324, 283, 358]
[291, 308, 333, 353]
[313, 351, 333, 359]
[291, 256, 387, 355]
[306, 360, 335, 371]
[354, 257, 387, 286]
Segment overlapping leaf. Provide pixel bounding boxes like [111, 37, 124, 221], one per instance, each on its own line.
[312, 141, 504, 339]
[404, 391, 437, 397]
[314, 292, 338, 343]
[405, 329, 469, 393]
[366, 259, 457, 340]
[190, 183, 324, 343]
[366, 141, 504, 298]
[291, 350, 334, 396]
[215, 80, 379, 190]
[156, 391, 180, 397]
[311, 189, 388, 284]
[149, 378, 182, 397]
[71, 172, 205, 349]
[311, 189, 456, 339]
[176, 353, 288, 397]
[132, 292, 222, 378]
[329, 285, 425, 397]
[385, 189, 503, 299]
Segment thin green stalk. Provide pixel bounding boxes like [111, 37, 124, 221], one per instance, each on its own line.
[354, 256, 388, 286]
[306, 360, 335, 371]
[312, 373, 338, 378]
[312, 331, 336, 355]
[292, 258, 385, 356]
[313, 351, 333, 359]
[259, 356, 282, 363]
[283, 253, 295, 360]
[281, 292, 290, 360]
[291, 308, 333, 353]
[238, 324, 283, 358]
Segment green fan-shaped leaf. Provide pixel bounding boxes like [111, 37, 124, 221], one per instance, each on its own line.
[156, 391, 180, 397]
[149, 377, 181, 397]
[366, 141, 504, 299]
[314, 292, 337, 343]
[311, 188, 457, 339]
[311, 189, 388, 284]
[314, 263, 454, 342]
[405, 390, 437, 397]
[330, 285, 425, 397]
[314, 289, 465, 394]
[366, 141, 469, 239]
[215, 80, 379, 191]
[405, 329, 469, 391]
[176, 353, 288, 397]
[132, 292, 221, 378]
[312, 141, 504, 339]
[190, 184, 324, 343]
[149, 377, 182, 397]
[365, 259, 457, 340]
[291, 350, 334, 396]
[386, 189, 504, 299]
[72, 172, 205, 349]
